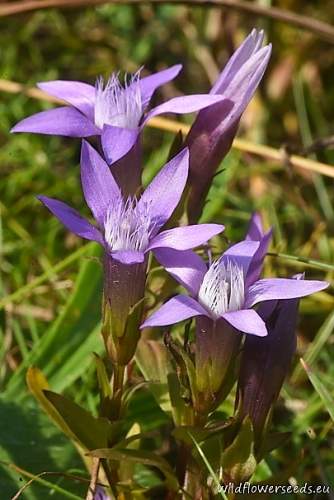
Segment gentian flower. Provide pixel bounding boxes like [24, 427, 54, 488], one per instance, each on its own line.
[185, 29, 272, 222]
[11, 65, 228, 168]
[38, 141, 223, 266]
[237, 275, 304, 442]
[143, 240, 327, 413]
[141, 241, 328, 337]
[194, 213, 271, 409]
[38, 141, 224, 362]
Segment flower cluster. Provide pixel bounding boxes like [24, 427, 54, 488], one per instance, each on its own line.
[13, 29, 329, 497]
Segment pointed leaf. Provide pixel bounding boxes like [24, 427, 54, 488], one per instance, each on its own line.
[135, 339, 172, 415]
[93, 353, 112, 399]
[26, 367, 78, 444]
[43, 390, 121, 450]
[89, 448, 179, 491]
[300, 358, 334, 421]
[222, 417, 257, 483]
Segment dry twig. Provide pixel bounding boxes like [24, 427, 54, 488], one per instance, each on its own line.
[0, 0, 334, 44]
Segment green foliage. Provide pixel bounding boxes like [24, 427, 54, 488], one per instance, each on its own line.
[221, 418, 257, 483]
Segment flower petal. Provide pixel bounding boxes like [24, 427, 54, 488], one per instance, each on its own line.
[111, 250, 145, 265]
[80, 140, 121, 225]
[101, 125, 139, 165]
[219, 44, 272, 118]
[222, 240, 260, 277]
[153, 248, 207, 296]
[246, 212, 265, 241]
[38, 195, 104, 244]
[223, 309, 267, 337]
[37, 80, 95, 119]
[141, 294, 208, 329]
[246, 229, 272, 287]
[138, 147, 189, 232]
[143, 94, 228, 124]
[245, 277, 329, 308]
[148, 224, 224, 251]
[11, 107, 100, 137]
[140, 64, 182, 108]
[211, 29, 265, 95]
[244, 213, 272, 286]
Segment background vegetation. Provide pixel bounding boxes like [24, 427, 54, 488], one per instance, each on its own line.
[1, 1, 334, 498]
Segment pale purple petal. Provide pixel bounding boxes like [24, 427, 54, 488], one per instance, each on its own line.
[222, 240, 260, 277]
[246, 212, 265, 241]
[220, 45, 272, 118]
[143, 94, 228, 124]
[246, 228, 272, 287]
[222, 309, 267, 337]
[11, 107, 100, 137]
[141, 295, 209, 329]
[101, 125, 139, 165]
[210, 29, 265, 95]
[38, 195, 104, 244]
[147, 224, 224, 251]
[245, 278, 329, 308]
[138, 148, 189, 232]
[111, 250, 145, 265]
[153, 248, 207, 296]
[80, 140, 121, 225]
[244, 213, 272, 285]
[37, 80, 95, 119]
[140, 64, 182, 108]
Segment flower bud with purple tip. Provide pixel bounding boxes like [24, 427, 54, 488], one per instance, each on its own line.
[237, 275, 305, 442]
[186, 30, 272, 222]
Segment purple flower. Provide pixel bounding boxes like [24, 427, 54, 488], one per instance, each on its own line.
[38, 141, 224, 266]
[94, 486, 111, 500]
[186, 30, 272, 222]
[11, 66, 227, 167]
[237, 275, 304, 440]
[141, 241, 328, 337]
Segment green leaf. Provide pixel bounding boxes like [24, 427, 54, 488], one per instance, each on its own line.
[26, 367, 77, 444]
[173, 419, 232, 446]
[118, 422, 141, 482]
[187, 432, 227, 500]
[292, 309, 334, 383]
[300, 358, 334, 421]
[5, 244, 103, 400]
[89, 448, 179, 492]
[167, 372, 190, 426]
[135, 339, 172, 415]
[165, 337, 198, 410]
[43, 390, 121, 450]
[93, 353, 112, 400]
[173, 425, 211, 445]
[222, 417, 257, 483]
[257, 432, 292, 460]
[0, 396, 85, 499]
